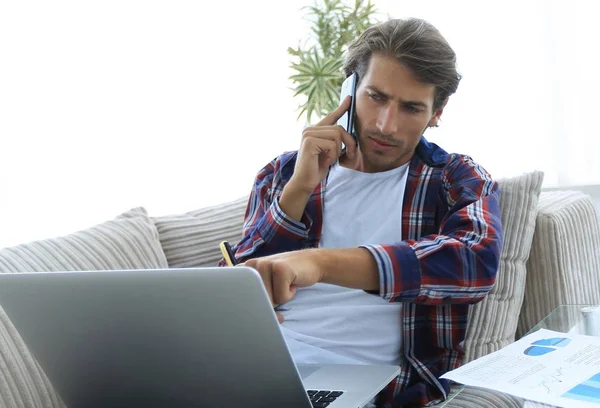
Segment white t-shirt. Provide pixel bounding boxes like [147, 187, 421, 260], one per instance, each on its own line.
[280, 160, 410, 368]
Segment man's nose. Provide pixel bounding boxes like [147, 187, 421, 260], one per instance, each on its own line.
[376, 105, 400, 135]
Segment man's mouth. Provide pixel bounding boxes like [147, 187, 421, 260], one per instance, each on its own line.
[370, 137, 397, 147]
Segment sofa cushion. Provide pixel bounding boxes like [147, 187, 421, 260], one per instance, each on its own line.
[0, 207, 168, 407]
[517, 190, 600, 337]
[0, 207, 168, 273]
[152, 197, 247, 267]
[463, 171, 544, 363]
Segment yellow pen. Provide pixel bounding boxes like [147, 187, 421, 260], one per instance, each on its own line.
[219, 241, 237, 266]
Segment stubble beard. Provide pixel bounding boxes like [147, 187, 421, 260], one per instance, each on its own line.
[357, 129, 412, 172]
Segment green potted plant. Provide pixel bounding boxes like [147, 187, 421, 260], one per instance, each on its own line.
[288, 0, 379, 123]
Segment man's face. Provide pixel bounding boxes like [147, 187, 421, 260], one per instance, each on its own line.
[351, 53, 444, 173]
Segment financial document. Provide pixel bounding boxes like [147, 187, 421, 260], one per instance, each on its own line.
[442, 329, 600, 407]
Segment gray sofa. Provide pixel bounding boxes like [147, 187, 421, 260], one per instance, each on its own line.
[1, 170, 599, 407]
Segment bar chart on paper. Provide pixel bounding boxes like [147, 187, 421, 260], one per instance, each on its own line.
[441, 329, 600, 408]
[523, 337, 571, 357]
[562, 372, 600, 404]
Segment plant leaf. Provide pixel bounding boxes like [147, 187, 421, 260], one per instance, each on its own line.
[289, 0, 379, 122]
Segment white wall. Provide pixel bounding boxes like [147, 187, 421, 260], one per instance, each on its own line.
[1, 0, 310, 247]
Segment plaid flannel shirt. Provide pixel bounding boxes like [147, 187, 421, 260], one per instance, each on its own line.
[223, 137, 503, 407]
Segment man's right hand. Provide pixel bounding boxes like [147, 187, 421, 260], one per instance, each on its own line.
[279, 96, 358, 221]
[291, 96, 358, 193]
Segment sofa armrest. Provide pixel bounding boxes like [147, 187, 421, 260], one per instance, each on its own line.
[0, 307, 65, 407]
[444, 387, 523, 408]
[517, 190, 600, 337]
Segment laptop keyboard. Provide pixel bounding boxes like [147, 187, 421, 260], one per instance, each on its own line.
[306, 390, 344, 407]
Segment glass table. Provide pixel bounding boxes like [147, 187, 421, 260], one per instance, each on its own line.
[444, 305, 600, 408]
[435, 306, 600, 407]
[527, 304, 600, 336]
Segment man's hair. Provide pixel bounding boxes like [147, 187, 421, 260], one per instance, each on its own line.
[343, 18, 461, 111]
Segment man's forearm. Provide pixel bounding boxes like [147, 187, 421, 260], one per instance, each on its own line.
[279, 181, 313, 222]
[316, 247, 379, 291]
[242, 246, 380, 307]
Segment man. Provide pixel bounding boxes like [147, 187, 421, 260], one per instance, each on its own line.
[220, 18, 502, 407]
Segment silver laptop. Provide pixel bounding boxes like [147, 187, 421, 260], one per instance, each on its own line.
[0, 267, 400, 407]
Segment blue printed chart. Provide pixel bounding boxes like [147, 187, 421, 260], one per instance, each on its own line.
[524, 337, 572, 357]
[441, 328, 600, 408]
[562, 372, 600, 404]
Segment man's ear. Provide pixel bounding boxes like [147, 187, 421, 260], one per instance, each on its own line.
[428, 99, 448, 127]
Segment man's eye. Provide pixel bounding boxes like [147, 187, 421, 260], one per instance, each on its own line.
[368, 93, 383, 101]
[405, 105, 422, 114]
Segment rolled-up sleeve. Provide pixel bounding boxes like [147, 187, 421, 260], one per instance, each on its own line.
[361, 155, 503, 304]
[218, 154, 309, 266]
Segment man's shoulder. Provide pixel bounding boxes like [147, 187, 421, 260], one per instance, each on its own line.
[269, 150, 298, 170]
[277, 150, 299, 166]
[416, 137, 492, 181]
[415, 137, 452, 168]
[257, 150, 298, 180]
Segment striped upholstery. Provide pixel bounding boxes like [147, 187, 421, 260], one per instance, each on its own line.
[517, 191, 600, 338]
[446, 387, 523, 407]
[463, 171, 544, 363]
[0, 310, 64, 408]
[0, 207, 168, 273]
[0, 207, 169, 407]
[152, 197, 247, 268]
[1, 188, 596, 408]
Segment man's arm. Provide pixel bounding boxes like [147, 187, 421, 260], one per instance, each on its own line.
[218, 97, 357, 266]
[245, 155, 502, 307]
[217, 154, 310, 267]
[360, 155, 502, 305]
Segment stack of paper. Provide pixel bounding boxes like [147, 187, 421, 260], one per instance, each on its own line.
[442, 329, 600, 407]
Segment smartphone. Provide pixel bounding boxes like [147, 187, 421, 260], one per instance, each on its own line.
[336, 72, 359, 142]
